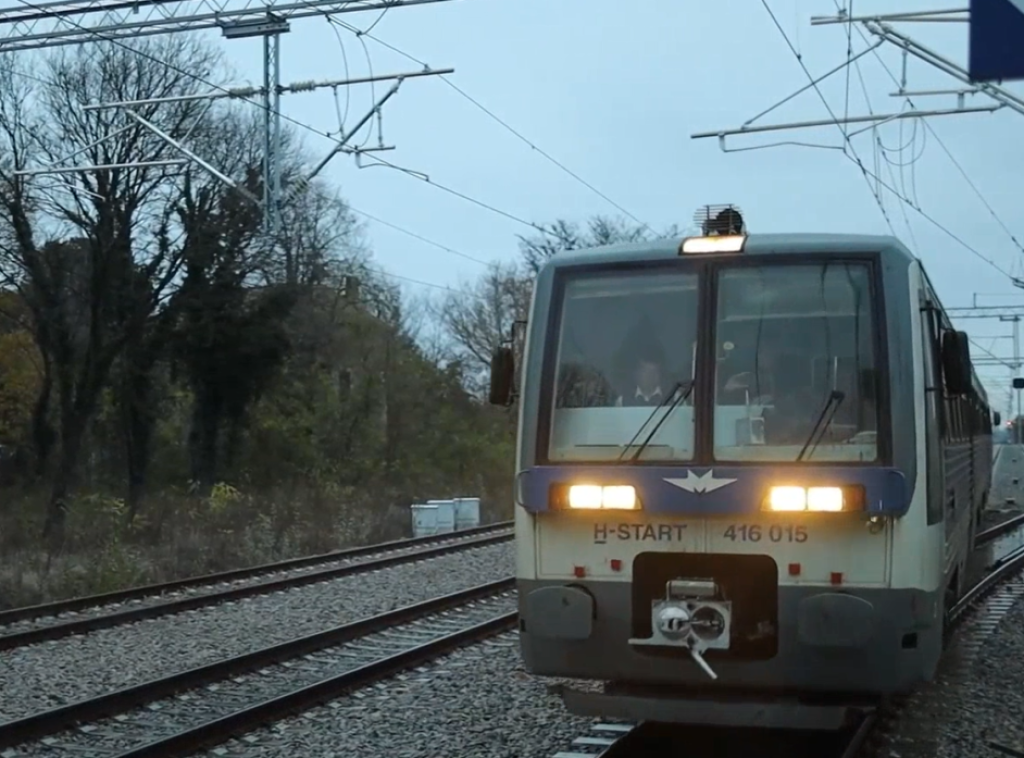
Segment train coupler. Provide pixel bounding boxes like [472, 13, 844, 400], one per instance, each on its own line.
[628, 578, 732, 680]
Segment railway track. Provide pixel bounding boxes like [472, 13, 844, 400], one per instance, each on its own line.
[4, 514, 1019, 758]
[977, 511, 1024, 543]
[549, 718, 872, 758]
[549, 516, 1024, 758]
[0, 522, 512, 651]
[0, 579, 518, 758]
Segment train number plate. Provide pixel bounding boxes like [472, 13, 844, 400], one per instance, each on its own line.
[721, 523, 808, 543]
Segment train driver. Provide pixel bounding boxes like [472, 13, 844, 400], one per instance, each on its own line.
[615, 353, 669, 407]
[614, 339, 690, 408]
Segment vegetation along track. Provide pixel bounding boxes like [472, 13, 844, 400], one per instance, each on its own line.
[0, 522, 512, 651]
[0, 579, 517, 758]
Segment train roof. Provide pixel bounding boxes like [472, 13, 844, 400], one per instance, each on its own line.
[545, 233, 917, 270]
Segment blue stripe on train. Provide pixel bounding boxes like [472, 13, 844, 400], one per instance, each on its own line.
[517, 465, 909, 517]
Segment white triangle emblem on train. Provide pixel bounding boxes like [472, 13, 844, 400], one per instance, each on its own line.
[664, 470, 738, 494]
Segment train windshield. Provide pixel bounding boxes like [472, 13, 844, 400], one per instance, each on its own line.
[713, 262, 879, 462]
[547, 270, 699, 462]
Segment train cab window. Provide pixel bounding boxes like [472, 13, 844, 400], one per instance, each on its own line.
[547, 270, 699, 462]
[712, 262, 880, 463]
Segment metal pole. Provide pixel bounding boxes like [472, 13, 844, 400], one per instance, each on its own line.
[124, 110, 260, 204]
[1016, 317, 1021, 444]
[262, 24, 282, 236]
[690, 104, 998, 140]
[0, 0, 456, 53]
[284, 81, 406, 205]
[866, 22, 1024, 116]
[14, 159, 186, 176]
[810, 8, 968, 25]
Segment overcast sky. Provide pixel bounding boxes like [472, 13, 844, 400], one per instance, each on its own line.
[33, 0, 1024, 411]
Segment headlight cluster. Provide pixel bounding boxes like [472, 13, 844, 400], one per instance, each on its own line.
[764, 485, 858, 512]
[566, 484, 637, 510]
[550, 483, 862, 512]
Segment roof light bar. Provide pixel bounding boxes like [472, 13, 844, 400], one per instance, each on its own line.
[680, 235, 746, 254]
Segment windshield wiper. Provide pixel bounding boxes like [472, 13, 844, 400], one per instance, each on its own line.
[796, 390, 845, 462]
[617, 380, 695, 464]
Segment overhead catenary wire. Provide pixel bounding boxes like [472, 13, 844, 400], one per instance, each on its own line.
[0, 6, 511, 301]
[820, 9, 1024, 417]
[9, 0, 556, 243]
[836, 12, 1024, 270]
[348, 204, 489, 266]
[325, 19, 352, 135]
[327, 17, 653, 234]
[761, 0, 1017, 284]
[834, 0, 921, 249]
[760, 0, 896, 236]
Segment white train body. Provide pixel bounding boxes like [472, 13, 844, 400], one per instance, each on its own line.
[495, 228, 993, 726]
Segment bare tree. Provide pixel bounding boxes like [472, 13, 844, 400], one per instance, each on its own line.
[435, 261, 532, 396]
[275, 182, 368, 287]
[517, 215, 670, 274]
[0, 38, 225, 546]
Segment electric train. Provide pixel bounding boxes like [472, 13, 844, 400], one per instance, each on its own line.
[488, 206, 994, 729]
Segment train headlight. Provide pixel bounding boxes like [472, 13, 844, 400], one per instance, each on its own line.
[680, 235, 746, 254]
[807, 487, 844, 512]
[767, 486, 806, 511]
[764, 486, 855, 512]
[566, 484, 638, 510]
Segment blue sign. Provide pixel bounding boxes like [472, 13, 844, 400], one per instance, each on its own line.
[970, 0, 1024, 82]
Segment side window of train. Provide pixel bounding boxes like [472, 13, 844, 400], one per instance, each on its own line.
[920, 285, 944, 526]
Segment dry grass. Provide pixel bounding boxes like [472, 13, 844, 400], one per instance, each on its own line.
[0, 482, 412, 609]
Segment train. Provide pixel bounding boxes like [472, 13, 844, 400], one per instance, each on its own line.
[488, 205, 995, 729]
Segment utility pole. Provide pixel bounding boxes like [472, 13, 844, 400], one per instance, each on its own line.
[999, 315, 1023, 442]
[0, 0, 459, 235]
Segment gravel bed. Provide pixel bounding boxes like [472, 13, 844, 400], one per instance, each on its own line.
[987, 444, 1024, 513]
[218, 632, 604, 758]
[0, 530, 511, 637]
[877, 583, 1024, 758]
[7, 593, 519, 758]
[0, 541, 512, 723]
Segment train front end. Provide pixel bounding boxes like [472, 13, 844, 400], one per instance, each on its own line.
[491, 212, 936, 728]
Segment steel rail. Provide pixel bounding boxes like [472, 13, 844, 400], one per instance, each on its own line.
[837, 711, 879, 758]
[112, 614, 518, 757]
[976, 513, 1024, 544]
[0, 577, 515, 750]
[0, 529, 511, 651]
[832, 533, 1024, 758]
[0, 520, 512, 627]
[952, 541, 1024, 622]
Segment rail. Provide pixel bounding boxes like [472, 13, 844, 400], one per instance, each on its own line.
[0, 579, 518, 756]
[572, 515, 1024, 758]
[0, 525, 512, 651]
[977, 513, 1024, 545]
[0, 520, 511, 628]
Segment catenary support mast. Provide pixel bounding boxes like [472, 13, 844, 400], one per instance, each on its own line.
[3, 0, 459, 235]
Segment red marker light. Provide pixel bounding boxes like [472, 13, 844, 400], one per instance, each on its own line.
[830, 571, 843, 586]
[573, 565, 586, 578]
[610, 559, 622, 572]
[788, 563, 801, 576]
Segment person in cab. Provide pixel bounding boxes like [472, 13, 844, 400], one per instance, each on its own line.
[617, 354, 669, 407]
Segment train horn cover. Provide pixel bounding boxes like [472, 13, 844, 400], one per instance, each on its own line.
[681, 204, 747, 254]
